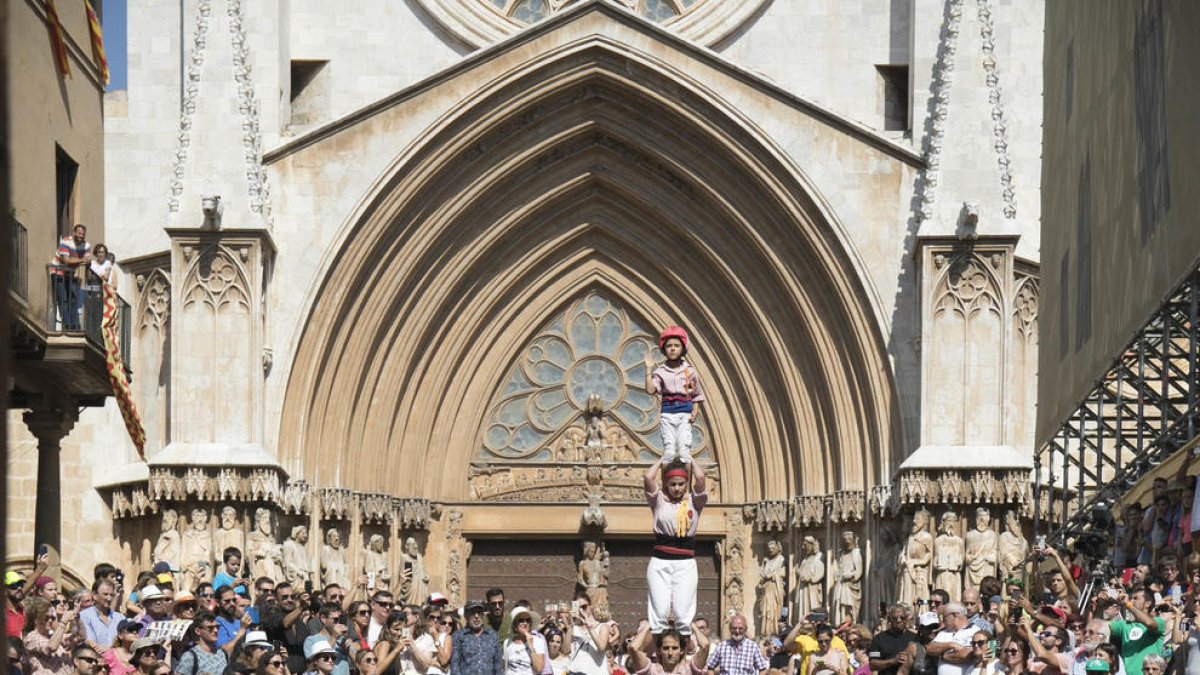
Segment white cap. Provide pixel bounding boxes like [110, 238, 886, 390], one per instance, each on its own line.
[918, 611, 940, 628]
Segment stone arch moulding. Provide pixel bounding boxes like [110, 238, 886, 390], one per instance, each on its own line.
[278, 38, 904, 504]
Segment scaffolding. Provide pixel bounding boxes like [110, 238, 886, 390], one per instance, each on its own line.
[1034, 264, 1200, 541]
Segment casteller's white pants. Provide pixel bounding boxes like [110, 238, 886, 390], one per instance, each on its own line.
[646, 556, 697, 634]
[660, 412, 693, 463]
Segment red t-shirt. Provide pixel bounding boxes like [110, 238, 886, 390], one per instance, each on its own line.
[7, 605, 25, 638]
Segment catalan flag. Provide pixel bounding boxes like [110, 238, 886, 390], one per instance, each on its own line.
[84, 0, 109, 86]
[45, 0, 71, 77]
[102, 283, 146, 458]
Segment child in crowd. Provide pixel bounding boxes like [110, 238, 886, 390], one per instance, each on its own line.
[644, 326, 705, 464]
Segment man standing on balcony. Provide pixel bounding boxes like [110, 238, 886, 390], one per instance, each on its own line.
[51, 223, 90, 330]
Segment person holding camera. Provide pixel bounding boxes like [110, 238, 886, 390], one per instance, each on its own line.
[782, 612, 848, 675]
[304, 605, 349, 675]
[264, 583, 313, 673]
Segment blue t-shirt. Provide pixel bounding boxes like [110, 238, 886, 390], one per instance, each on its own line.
[216, 615, 241, 648]
[212, 572, 247, 596]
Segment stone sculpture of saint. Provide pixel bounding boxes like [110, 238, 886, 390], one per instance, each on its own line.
[213, 506, 245, 558]
[577, 541, 609, 611]
[933, 512, 964, 602]
[180, 509, 213, 592]
[997, 510, 1029, 581]
[400, 537, 429, 605]
[796, 536, 825, 618]
[964, 507, 999, 589]
[831, 531, 862, 623]
[153, 508, 182, 568]
[757, 540, 786, 635]
[320, 528, 351, 589]
[246, 508, 283, 581]
[363, 534, 392, 592]
[283, 525, 313, 587]
[898, 510, 933, 607]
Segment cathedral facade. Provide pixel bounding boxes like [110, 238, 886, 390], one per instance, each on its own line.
[7, 0, 1046, 632]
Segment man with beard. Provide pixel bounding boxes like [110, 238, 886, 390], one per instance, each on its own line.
[1107, 590, 1163, 675]
[1028, 625, 1072, 673]
[869, 605, 918, 675]
[1062, 621, 1126, 675]
[264, 582, 313, 673]
[215, 586, 255, 653]
[452, 600, 502, 675]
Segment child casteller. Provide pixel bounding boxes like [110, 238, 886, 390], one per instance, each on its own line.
[644, 325, 705, 464]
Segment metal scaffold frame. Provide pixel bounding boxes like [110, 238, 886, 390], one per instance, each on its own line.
[1034, 264, 1200, 542]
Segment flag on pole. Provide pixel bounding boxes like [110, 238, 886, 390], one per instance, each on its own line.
[102, 284, 146, 459]
[45, 0, 71, 77]
[84, 0, 109, 86]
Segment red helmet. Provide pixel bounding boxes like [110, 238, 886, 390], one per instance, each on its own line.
[658, 325, 689, 352]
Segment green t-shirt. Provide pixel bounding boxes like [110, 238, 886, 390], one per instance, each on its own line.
[1109, 618, 1166, 675]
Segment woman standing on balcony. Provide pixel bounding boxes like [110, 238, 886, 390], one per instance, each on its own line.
[87, 244, 116, 291]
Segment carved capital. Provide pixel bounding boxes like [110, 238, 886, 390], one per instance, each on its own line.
[754, 500, 791, 532]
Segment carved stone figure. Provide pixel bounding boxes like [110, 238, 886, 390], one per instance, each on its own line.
[246, 507, 283, 581]
[363, 534, 392, 591]
[796, 536, 825, 617]
[898, 510, 933, 606]
[153, 509, 182, 568]
[283, 525, 313, 587]
[577, 541, 609, 610]
[997, 510, 1029, 581]
[213, 506, 245, 557]
[180, 508, 213, 592]
[320, 528, 351, 589]
[831, 531, 862, 623]
[400, 537, 429, 605]
[933, 512, 964, 602]
[964, 507, 999, 589]
[757, 540, 786, 634]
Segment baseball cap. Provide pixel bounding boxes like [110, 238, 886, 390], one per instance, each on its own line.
[427, 592, 448, 606]
[917, 611, 940, 628]
[4, 571, 25, 587]
[464, 600, 485, 613]
[151, 561, 179, 574]
[1084, 658, 1110, 672]
[117, 620, 142, 635]
[1039, 605, 1067, 623]
[131, 638, 160, 654]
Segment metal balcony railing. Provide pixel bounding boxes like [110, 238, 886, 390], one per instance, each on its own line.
[10, 216, 27, 300]
[44, 265, 132, 365]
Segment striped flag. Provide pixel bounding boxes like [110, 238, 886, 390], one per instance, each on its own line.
[84, 0, 109, 86]
[102, 284, 146, 458]
[45, 0, 71, 77]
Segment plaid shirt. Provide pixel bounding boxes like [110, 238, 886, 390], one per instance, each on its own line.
[706, 638, 769, 675]
[452, 626, 502, 675]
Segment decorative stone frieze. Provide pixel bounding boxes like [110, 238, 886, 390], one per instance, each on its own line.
[753, 500, 791, 532]
[793, 495, 827, 527]
[897, 468, 1032, 508]
[830, 490, 866, 523]
[318, 488, 354, 521]
[870, 485, 899, 516]
[359, 493, 393, 524]
[279, 480, 311, 515]
[396, 498, 436, 530]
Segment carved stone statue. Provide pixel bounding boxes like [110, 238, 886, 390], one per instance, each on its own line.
[997, 510, 1029, 581]
[964, 507, 999, 589]
[320, 528, 351, 589]
[180, 508, 213, 592]
[153, 509, 182, 568]
[796, 536, 825, 617]
[283, 525, 313, 587]
[933, 512, 964, 602]
[577, 541, 610, 611]
[831, 531, 862, 623]
[400, 537, 429, 605]
[213, 506, 245, 558]
[757, 540, 786, 634]
[898, 510, 933, 606]
[363, 534, 392, 591]
[246, 508, 283, 581]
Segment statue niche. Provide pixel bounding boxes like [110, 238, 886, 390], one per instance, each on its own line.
[757, 540, 786, 635]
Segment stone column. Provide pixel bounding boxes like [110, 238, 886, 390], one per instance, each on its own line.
[23, 404, 79, 557]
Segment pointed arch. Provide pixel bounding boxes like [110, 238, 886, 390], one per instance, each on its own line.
[278, 39, 903, 502]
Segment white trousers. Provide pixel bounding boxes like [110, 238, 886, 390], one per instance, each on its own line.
[660, 412, 693, 463]
[646, 556, 697, 634]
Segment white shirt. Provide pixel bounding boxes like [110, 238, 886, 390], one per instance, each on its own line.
[504, 635, 548, 675]
[933, 627, 978, 675]
[367, 618, 384, 648]
[414, 633, 446, 675]
[566, 625, 608, 675]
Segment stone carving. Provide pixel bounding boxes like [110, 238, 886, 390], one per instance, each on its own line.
[757, 540, 786, 635]
[899, 469, 1032, 508]
[395, 498, 435, 530]
[283, 525, 313, 587]
[469, 463, 722, 503]
[359, 493, 393, 525]
[180, 508, 213, 591]
[320, 528, 351, 589]
[363, 534, 392, 591]
[246, 507, 283, 580]
[1014, 276, 1039, 343]
[898, 509, 934, 606]
[796, 536, 825, 618]
[137, 271, 171, 337]
[976, 0, 1017, 219]
[831, 531, 863, 623]
[933, 512, 964, 602]
[916, 0, 964, 222]
[226, 0, 272, 223]
[247, 469, 281, 502]
[581, 492, 607, 529]
[153, 508, 182, 567]
[212, 506, 245, 557]
[577, 541, 609, 610]
[215, 468, 241, 501]
[319, 488, 353, 521]
[934, 254, 1002, 320]
[167, 0, 211, 213]
[755, 501, 791, 532]
[719, 509, 748, 616]
[182, 248, 250, 313]
[280, 480, 311, 515]
[870, 485, 899, 517]
[964, 507, 998, 589]
[794, 496, 827, 527]
[109, 486, 156, 519]
[831, 491, 865, 523]
[400, 537, 430, 605]
[997, 510, 1028, 581]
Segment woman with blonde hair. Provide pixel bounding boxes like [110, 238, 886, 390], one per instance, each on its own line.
[23, 597, 78, 675]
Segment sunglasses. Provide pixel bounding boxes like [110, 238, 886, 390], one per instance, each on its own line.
[488, 601, 505, 606]
[268, 660, 284, 668]
[77, 657, 99, 664]
[257, 588, 275, 595]
[971, 640, 989, 647]
[362, 658, 378, 665]
[199, 593, 215, 599]
[1003, 649, 1021, 655]
[197, 624, 218, 631]
[315, 654, 334, 662]
[278, 594, 294, 601]
[356, 610, 370, 616]
[374, 601, 393, 608]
